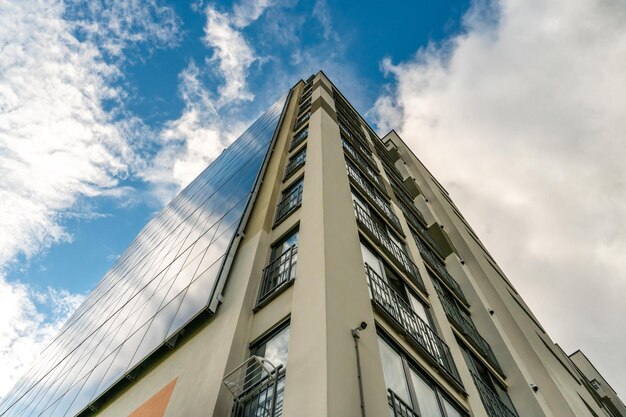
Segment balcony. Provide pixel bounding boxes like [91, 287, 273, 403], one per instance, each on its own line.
[257, 245, 297, 305]
[223, 356, 285, 417]
[366, 264, 461, 386]
[472, 373, 518, 417]
[284, 150, 306, 180]
[342, 139, 388, 196]
[289, 128, 308, 151]
[354, 202, 424, 292]
[274, 182, 303, 224]
[388, 389, 418, 417]
[436, 286, 504, 376]
[347, 163, 401, 232]
[413, 236, 468, 305]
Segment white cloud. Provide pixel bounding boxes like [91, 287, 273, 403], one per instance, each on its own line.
[144, 62, 249, 197]
[374, 0, 626, 396]
[0, 273, 85, 398]
[145, 1, 277, 195]
[0, 0, 178, 399]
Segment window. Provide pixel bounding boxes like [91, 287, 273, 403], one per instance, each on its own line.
[461, 345, 518, 417]
[290, 127, 308, 151]
[258, 230, 298, 304]
[378, 335, 466, 417]
[237, 324, 290, 417]
[284, 147, 306, 180]
[275, 178, 303, 224]
[353, 193, 417, 284]
[361, 242, 428, 323]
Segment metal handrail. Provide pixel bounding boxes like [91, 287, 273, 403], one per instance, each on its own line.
[347, 162, 401, 230]
[275, 183, 303, 224]
[387, 389, 419, 417]
[472, 372, 518, 417]
[342, 139, 386, 192]
[436, 285, 503, 374]
[413, 236, 467, 304]
[290, 128, 308, 151]
[284, 150, 306, 179]
[366, 264, 461, 384]
[258, 245, 297, 303]
[354, 201, 424, 291]
[223, 356, 284, 417]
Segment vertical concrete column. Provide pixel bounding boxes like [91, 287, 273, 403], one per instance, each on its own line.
[281, 73, 389, 417]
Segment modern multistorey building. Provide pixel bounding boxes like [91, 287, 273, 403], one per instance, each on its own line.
[569, 351, 626, 417]
[1, 71, 623, 417]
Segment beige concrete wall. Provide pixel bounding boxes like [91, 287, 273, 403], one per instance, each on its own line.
[93, 82, 304, 417]
[91, 71, 614, 417]
[385, 130, 609, 417]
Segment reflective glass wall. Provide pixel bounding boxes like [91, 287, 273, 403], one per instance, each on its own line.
[0, 95, 288, 417]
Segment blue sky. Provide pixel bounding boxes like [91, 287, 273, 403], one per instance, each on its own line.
[2, 0, 626, 402]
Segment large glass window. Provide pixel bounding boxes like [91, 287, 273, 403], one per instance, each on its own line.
[378, 336, 412, 406]
[238, 324, 290, 417]
[275, 178, 303, 224]
[258, 230, 299, 304]
[378, 335, 466, 417]
[461, 345, 518, 417]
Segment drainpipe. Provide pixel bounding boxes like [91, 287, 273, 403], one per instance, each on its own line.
[351, 321, 368, 417]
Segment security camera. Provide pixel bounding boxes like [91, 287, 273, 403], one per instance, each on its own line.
[351, 322, 368, 339]
[530, 384, 539, 392]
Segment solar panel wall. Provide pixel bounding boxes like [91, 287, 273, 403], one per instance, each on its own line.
[0, 94, 289, 417]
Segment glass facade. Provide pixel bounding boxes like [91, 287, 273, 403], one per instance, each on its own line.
[0, 95, 288, 417]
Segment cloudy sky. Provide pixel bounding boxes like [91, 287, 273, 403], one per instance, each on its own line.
[1, 0, 624, 402]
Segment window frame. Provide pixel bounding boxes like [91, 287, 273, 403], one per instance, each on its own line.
[378, 331, 468, 417]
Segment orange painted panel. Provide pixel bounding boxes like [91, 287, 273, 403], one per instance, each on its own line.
[128, 378, 177, 417]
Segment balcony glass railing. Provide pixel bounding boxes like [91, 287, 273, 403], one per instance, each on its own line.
[413, 236, 467, 305]
[258, 245, 297, 304]
[354, 202, 424, 291]
[436, 286, 504, 375]
[366, 264, 461, 385]
[387, 389, 419, 417]
[472, 373, 518, 417]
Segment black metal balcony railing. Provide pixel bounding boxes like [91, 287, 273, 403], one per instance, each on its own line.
[366, 265, 461, 385]
[223, 356, 285, 417]
[413, 236, 468, 305]
[402, 208, 445, 260]
[347, 163, 400, 230]
[354, 202, 424, 291]
[284, 151, 306, 180]
[342, 139, 387, 195]
[297, 99, 311, 114]
[258, 245, 297, 304]
[472, 373, 518, 417]
[293, 112, 310, 130]
[436, 287, 504, 375]
[290, 128, 308, 151]
[341, 136, 376, 167]
[388, 389, 419, 417]
[338, 119, 369, 149]
[274, 183, 303, 224]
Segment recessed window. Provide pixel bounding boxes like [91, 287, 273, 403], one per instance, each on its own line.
[274, 178, 303, 224]
[258, 229, 299, 304]
[378, 335, 466, 417]
[284, 147, 306, 180]
[237, 324, 290, 417]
